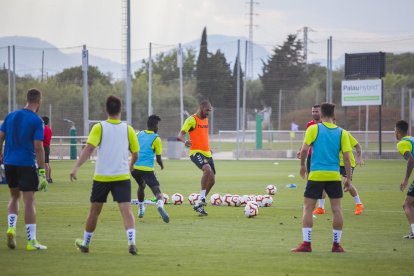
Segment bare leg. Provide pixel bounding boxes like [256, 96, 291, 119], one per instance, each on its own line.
[85, 203, 104, 232]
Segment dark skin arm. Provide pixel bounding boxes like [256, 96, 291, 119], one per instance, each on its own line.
[401, 151, 414, 191]
[156, 155, 164, 170]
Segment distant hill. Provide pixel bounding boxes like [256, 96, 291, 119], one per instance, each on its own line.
[0, 35, 272, 79]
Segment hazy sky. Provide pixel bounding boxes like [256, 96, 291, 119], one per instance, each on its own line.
[1, 0, 414, 62]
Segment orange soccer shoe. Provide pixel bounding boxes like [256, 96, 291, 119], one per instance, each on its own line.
[354, 204, 364, 215]
[291, 242, 312, 253]
[312, 207, 326, 215]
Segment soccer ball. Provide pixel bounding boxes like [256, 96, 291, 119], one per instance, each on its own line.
[162, 193, 169, 204]
[188, 193, 200, 205]
[171, 193, 184, 205]
[266, 184, 277, 195]
[222, 194, 233, 206]
[262, 195, 273, 207]
[231, 195, 241, 207]
[240, 195, 250, 206]
[255, 195, 265, 207]
[210, 193, 222, 206]
[244, 201, 259, 218]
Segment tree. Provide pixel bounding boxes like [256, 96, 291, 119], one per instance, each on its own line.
[207, 50, 233, 107]
[53, 66, 111, 86]
[196, 27, 209, 100]
[232, 56, 244, 108]
[260, 34, 306, 121]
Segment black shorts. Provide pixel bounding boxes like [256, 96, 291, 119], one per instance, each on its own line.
[5, 165, 39, 192]
[306, 155, 311, 173]
[131, 170, 160, 188]
[90, 179, 131, 203]
[304, 180, 343, 199]
[407, 181, 414, 197]
[44, 146, 50, 163]
[190, 153, 216, 174]
[339, 166, 354, 179]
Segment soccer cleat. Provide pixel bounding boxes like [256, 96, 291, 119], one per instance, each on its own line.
[354, 204, 364, 215]
[6, 227, 16, 249]
[291, 242, 312, 252]
[198, 198, 207, 207]
[47, 178, 53, 184]
[129, 244, 138, 255]
[193, 205, 208, 216]
[75, 239, 89, 253]
[157, 207, 170, 223]
[312, 207, 326, 215]
[403, 232, 414, 239]
[138, 205, 146, 218]
[332, 243, 345, 253]
[26, 240, 47, 250]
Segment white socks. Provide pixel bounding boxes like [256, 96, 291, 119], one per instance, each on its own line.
[200, 190, 206, 200]
[8, 214, 17, 228]
[126, 229, 136, 245]
[83, 231, 93, 246]
[302, 228, 312, 242]
[333, 229, 342, 243]
[157, 199, 164, 208]
[319, 199, 325, 208]
[411, 223, 414, 234]
[354, 195, 362, 204]
[26, 224, 37, 241]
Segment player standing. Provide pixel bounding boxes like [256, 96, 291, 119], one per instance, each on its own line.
[131, 115, 169, 223]
[70, 95, 139, 255]
[394, 120, 414, 239]
[42, 116, 53, 183]
[0, 88, 48, 250]
[178, 100, 215, 216]
[292, 103, 352, 253]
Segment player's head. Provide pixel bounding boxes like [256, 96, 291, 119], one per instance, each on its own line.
[311, 104, 320, 121]
[26, 88, 42, 112]
[147, 114, 161, 133]
[395, 120, 409, 140]
[106, 95, 122, 116]
[320, 102, 335, 119]
[198, 100, 212, 119]
[42, 116, 49, 125]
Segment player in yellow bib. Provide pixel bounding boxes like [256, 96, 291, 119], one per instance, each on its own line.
[178, 100, 215, 216]
[70, 95, 139, 255]
[395, 120, 414, 239]
[292, 103, 353, 253]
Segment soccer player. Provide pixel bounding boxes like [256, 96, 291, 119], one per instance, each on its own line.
[70, 95, 139, 255]
[313, 126, 365, 215]
[0, 88, 48, 251]
[42, 116, 53, 183]
[292, 102, 353, 253]
[131, 115, 169, 223]
[178, 100, 215, 216]
[394, 120, 414, 239]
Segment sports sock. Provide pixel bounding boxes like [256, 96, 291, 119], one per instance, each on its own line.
[319, 199, 325, 209]
[26, 224, 36, 241]
[83, 231, 93, 246]
[333, 229, 342, 243]
[157, 199, 164, 208]
[126, 229, 136, 245]
[411, 223, 414, 234]
[8, 214, 17, 228]
[354, 195, 362, 204]
[200, 190, 206, 200]
[302, 228, 312, 242]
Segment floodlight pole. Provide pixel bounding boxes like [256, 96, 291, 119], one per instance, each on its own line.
[82, 45, 89, 136]
[148, 42, 153, 116]
[236, 40, 241, 160]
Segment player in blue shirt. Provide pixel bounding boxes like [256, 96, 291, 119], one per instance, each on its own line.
[0, 88, 48, 251]
[131, 115, 169, 223]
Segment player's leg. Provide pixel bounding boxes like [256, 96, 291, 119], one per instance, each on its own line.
[326, 181, 345, 252]
[144, 172, 169, 223]
[45, 146, 52, 183]
[190, 153, 210, 215]
[313, 191, 327, 215]
[5, 165, 20, 249]
[341, 167, 363, 215]
[131, 170, 146, 218]
[205, 158, 216, 196]
[402, 185, 414, 238]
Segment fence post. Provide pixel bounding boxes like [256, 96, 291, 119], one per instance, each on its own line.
[256, 113, 262, 149]
[70, 126, 77, 160]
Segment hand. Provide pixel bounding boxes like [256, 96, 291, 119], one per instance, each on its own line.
[300, 165, 307, 179]
[38, 168, 48, 192]
[184, 140, 192, 147]
[160, 164, 164, 170]
[129, 164, 135, 172]
[400, 179, 409, 192]
[343, 177, 352, 192]
[296, 151, 300, 159]
[356, 157, 365, 166]
[70, 167, 78, 182]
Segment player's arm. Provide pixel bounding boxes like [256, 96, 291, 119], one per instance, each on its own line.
[401, 151, 414, 191]
[70, 144, 96, 181]
[128, 126, 139, 172]
[299, 142, 310, 179]
[177, 117, 195, 147]
[354, 143, 364, 166]
[34, 140, 45, 169]
[0, 130, 5, 163]
[154, 136, 164, 169]
[341, 131, 353, 192]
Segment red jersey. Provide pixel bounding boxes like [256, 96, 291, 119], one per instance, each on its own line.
[306, 120, 318, 156]
[43, 125, 52, 147]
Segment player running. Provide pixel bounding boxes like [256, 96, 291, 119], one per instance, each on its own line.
[178, 100, 215, 216]
[394, 120, 414, 239]
[131, 115, 169, 223]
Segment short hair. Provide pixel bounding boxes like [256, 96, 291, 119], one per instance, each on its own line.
[312, 104, 320, 109]
[27, 88, 41, 103]
[147, 114, 161, 129]
[106, 95, 121, 116]
[199, 100, 211, 108]
[42, 116, 49, 125]
[320, 102, 335, 118]
[396, 120, 409, 134]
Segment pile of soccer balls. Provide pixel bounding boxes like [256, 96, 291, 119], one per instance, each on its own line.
[168, 184, 277, 218]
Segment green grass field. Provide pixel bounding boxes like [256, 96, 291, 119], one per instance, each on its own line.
[0, 159, 412, 275]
